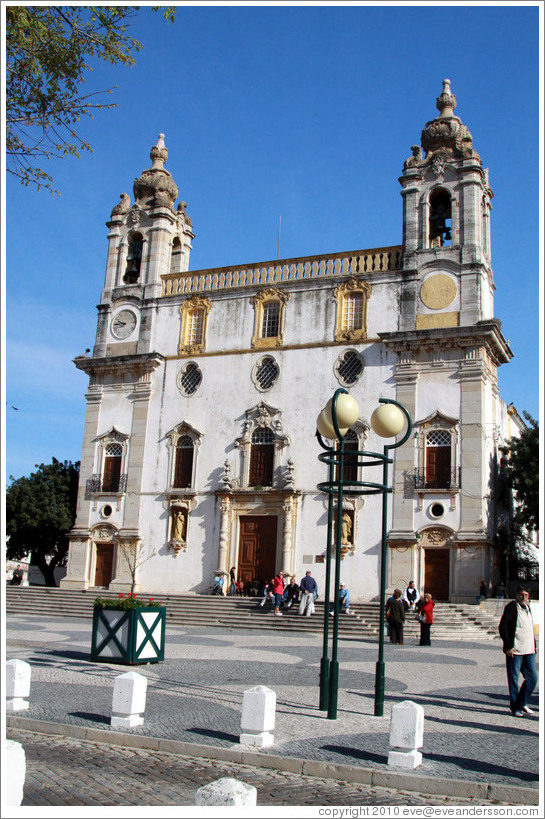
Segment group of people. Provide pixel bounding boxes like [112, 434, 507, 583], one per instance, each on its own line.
[385, 581, 435, 646]
[255, 570, 351, 618]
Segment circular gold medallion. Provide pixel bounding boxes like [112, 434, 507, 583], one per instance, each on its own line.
[420, 274, 457, 309]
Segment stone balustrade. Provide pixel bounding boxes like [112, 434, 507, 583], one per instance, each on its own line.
[161, 246, 402, 296]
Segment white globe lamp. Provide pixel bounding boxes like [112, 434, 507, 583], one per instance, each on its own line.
[316, 409, 347, 440]
[327, 393, 360, 429]
[371, 403, 406, 438]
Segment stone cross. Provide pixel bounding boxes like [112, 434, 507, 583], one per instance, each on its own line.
[6, 659, 31, 711]
[195, 777, 257, 806]
[111, 671, 147, 729]
[388, 700, 424, 769]
[240, 685, 276, 747]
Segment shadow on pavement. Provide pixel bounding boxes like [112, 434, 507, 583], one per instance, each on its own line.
[187, 727, 239, 743]
[425, 752, 539, 783]
[320, 745, 386, 765]
[70, 712, 111, 726]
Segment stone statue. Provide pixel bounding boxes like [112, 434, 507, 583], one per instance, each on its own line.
[172, 508, 186, 542]
[341, 512, 352, 545]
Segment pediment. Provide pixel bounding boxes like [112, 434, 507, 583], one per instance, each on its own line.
[414, 411, 458, 429]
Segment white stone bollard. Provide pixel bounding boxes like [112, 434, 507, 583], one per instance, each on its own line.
[240, 685, 276, 747]
[195, 777, 257, 807]
[5, 740, 26, 805]
[388, 700, 424, 769]
[111, 671, 147, 729]
[6, 659, 31, 711]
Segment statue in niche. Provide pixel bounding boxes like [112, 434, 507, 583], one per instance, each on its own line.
[171, 508, 187, 542]
[341, 512, 353, 545]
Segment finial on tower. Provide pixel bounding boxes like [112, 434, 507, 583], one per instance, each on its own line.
[150, 133, 168, 170]
[436, 79, 457, 117]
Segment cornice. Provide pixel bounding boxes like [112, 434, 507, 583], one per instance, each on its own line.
[74, 352, 165, 378]
[379, 321, 512, 366]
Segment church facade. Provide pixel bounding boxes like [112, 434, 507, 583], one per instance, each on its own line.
[61, 80, 521, 602]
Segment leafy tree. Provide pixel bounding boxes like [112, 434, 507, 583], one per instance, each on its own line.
[508, 411, 539, 541]
[6, 5, 175, 194]
[6, 458, 80, 587]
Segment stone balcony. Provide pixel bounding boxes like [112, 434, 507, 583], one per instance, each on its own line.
[161, 246, 402, 297]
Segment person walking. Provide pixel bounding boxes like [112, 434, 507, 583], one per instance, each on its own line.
[299, 570, 317, 616]
[417, 593, 435, 646]
[271, 571, 285, 616]
[259, 578, 274, 608]
[498, 585, 538, 717]
[386, 588, 406, 644]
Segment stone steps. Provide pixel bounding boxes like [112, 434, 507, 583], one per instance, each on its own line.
[5, 586, 500, 641]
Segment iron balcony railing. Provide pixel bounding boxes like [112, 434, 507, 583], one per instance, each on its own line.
[86, 474, 128, 494]
[413, 467, 461, 491]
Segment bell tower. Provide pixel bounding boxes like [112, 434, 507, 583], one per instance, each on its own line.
[93, 134, 195, 357]
[398, 79, 495, 330]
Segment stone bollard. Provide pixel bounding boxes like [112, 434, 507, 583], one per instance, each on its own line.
[240, 685, 276, 747]
[111, 671, 147, 729]
[5, 740, 26, 805]
[195, 777, 257, 807]
[6, 659, 31, 711]
[388, 700, 424, 769]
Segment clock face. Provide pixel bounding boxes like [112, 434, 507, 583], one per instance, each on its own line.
[111, 309, 137, 339]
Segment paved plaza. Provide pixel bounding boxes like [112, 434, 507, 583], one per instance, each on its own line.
[5, 613, 541, 808]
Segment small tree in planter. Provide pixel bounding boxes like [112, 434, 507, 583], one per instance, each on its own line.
[91, 593, 166, 665]
[115, 537, 156, 595]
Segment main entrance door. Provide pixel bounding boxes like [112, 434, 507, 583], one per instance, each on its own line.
[94, 543, 114, 587]
[238, 516, 277, 586]
[424, 548, 450, 600]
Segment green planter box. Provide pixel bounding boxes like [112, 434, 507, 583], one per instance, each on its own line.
[91, 605, 166, 664]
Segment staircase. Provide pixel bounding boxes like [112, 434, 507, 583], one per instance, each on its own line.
[5, 586, 500, 641]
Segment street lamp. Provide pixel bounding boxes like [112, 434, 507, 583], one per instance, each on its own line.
[316, 392, 412, 720]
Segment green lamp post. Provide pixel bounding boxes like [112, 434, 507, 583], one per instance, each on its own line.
[316, 392, 411, 720]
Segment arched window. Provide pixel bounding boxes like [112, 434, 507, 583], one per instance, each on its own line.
[102, 443, 122, 492]
[170, 237, 183, 275]
[249, 428, 275, 487]
[429, 189, 452, 247]
[124, 233, 143, 283]
[173, 436, 194, 489]
[425, 429, 452, 488]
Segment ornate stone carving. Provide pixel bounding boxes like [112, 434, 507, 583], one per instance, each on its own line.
[404, 145, 423, 169]
[133, 134, 179, 210]
[111, 193, 131, 216]
[283, 458, 295, 491]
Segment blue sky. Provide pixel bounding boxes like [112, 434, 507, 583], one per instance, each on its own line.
[4, 2, 542, 482]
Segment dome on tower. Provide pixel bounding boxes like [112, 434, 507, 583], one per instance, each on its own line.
[403, 80, 480, 170]
[133, 134, 179, 210]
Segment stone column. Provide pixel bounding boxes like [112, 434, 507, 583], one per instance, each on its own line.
[458, 348, 486, 537]
[217, 495, 231, 576]
[61, 387, 102, 590]
[282, 496, 296, 576]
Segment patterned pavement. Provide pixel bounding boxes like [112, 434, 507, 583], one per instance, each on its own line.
[5, 614, 541, 809]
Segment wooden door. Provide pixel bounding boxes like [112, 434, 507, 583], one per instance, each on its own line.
[94, 543, 114, 587]
[424, 548, 450, 600]
[238, 516, 277, 586]
[426, 446, 451, 488]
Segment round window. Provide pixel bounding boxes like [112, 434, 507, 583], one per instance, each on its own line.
[178, 362, 202, 396]
[252, 356, 279, 391]
[430, 503, 445, 519]
[101, 504, 113, 518]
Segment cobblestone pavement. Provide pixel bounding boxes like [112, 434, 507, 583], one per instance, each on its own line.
[5, 614, 540, 807]
[7, 728, 507, 808]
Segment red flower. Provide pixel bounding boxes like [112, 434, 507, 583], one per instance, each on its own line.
[118, 594, 125, 598]
[149, 598, 154, 602]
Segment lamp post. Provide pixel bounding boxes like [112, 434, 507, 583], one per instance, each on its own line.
[316, 388, 358, 719]
[370, 400, 412, 717]
[316, 393, 411, 721]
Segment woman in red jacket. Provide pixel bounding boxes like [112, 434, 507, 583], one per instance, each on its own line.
[417, 593, 435, 646]
[272, 571, 285, 617]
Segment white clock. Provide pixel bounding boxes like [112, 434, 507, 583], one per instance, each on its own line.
[111, 309, 137, 339]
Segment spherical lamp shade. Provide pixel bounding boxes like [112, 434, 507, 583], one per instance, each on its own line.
[316, 409, 347, 440]
[371, 403, 406, 438]
[327, 393, 360, 430]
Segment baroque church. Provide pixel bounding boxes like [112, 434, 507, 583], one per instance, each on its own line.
[61, 80, 522, 602]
